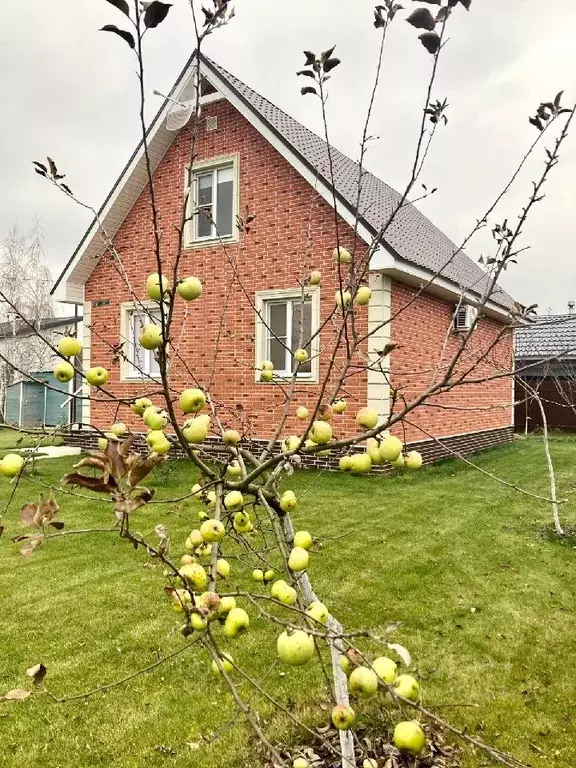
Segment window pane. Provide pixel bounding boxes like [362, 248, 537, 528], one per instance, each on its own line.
[291, 299, 312, 373]
[216, 167, 233, 236]
[197, 207, 212, 238]
[197, 173, 213, 205]
[129, 312, 145, 374]
[267, 302, 287, 371]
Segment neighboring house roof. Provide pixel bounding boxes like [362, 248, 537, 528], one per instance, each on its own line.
[52, 53, 514, 314]
[516, 314, 576, 359]
[0, 316, 79, 341]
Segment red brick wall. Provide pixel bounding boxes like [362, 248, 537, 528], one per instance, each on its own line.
[85, 99, 369, 437]
[389, 281, 514, 442]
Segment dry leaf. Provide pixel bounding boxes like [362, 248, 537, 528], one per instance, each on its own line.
[1, 689, 31, 701]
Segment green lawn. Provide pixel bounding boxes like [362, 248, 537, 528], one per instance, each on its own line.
[0, 426, 64, 458]
[1, 436, 575, 767]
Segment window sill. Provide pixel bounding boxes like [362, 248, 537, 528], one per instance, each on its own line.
[121, 375, 163, 383]
[184, 234, 239, 250]
[255, 376, 319, 385]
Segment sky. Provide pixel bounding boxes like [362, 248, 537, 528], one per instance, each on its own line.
[1, 0, 575, 314]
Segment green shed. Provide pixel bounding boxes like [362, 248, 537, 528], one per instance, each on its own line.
[4, 372, 71, 428]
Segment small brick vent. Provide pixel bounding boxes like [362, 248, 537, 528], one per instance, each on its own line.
[206, 116, 218, 131]
[63, 426, 514, 473]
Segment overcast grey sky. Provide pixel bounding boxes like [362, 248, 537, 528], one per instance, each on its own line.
[1, 0, 575, 312]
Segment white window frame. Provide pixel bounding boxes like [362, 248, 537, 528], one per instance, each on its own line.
[120, 302, 163, 382]
[184, 154, 239, 248]
[254, 288, 320, 383]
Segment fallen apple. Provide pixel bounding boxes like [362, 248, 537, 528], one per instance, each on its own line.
[216, 558, 230, 578]
[393, 674, 421, 702]
[200, 519, 225, 542]
[288, 546, 309, 572]
[306, 600, 328, 624]
[293, 530, 312, 550]
[223, 607, 249, 638]
[211, 651, 233, 675]
[331, 704, 356, 730]
[349, 666, 379, 698]
[371, 656, 397, 684]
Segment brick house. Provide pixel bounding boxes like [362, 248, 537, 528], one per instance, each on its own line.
[52, 54, 515, 462]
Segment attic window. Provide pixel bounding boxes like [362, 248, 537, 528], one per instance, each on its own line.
[185, 155, 239, 246]
[199, 77, 217, 96]
[453, 304, 478, 332]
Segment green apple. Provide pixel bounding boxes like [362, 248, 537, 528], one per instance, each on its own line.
[309, 270, 321, 285]
[335, 289, 352, 309]
[146, 429, 165, 447]
[227, 460, 242, 479]
[280, 490, 297, 512]
[0, 453, 24, 478]
[309, 421, 332, 445]
[282, 435, 301, 453]
[332, 398, 347, 414]
[293, 348, 309, 363]
[363, 760, 378, 768]
[97, 437, 108, 451]
[219, 596, 236, 614]
[405, 450, 423, 470]
[197, 542, 213, 563]
[260, 370, 273, 382]
[331, 704, 356, 730]
[131, 397, 153, 415]
[223, 607, 249, 639]
[182, 417, 208, 444]
[191, 612, 208, 632]
[146, 272, 169, 301]
[367, 438, 383, 465]
[306, 600, 328, 624]
[216, 558, 230, 578]
[205, 490, 216, 509]
[355, 407, 378, 430]
[276, 583, 298, 607]
[110, 422, 128, 436]
[58, 336, 82, 357]
[191, 483, 203, 498]
[349, 666, 379, 698]
[393, 721, 426, 757]
[263, 569, 275, 582]
[393, 674, 421, 702]
[261, 360, 274, 371]
[143, 406, 168, 430]
[389, 454, 405, 469]
[211, 651, 233, 675]
[85, 366, 109, 386]
[288, 546, 309, 572]
[252, 569, 264, 582]
[277, 629, 315, 666]
[270, 580, 288, 599]
[196, 413, 211, 428]
[355, 286, 372, 306]
[179, 563, 208, 591]
[371, 656, 397, 684]
[339, 455, 354, 472]
[170, 588, 192, 613]
[379, 435, 403, 462]
[333, 246, 352, 263]
[139, 323, 162, 350]
[188, 529, 204, 548]
[304, 438, 330, 457]
[151, 435, 171, 454]
[293, 759, 308, 768]
[222, 429, 240, 445]
[200, 519, 225, 543]
[177, 276, 202, 301]
[179, 388, 206, 414]
[54, 361, 74, 383]
[296, 406, 309, 421]
[233, 511, 252, 533]
[181, 554, 195, 565]
[224, 490, 244, 511]
[351, 453, 372, 474]
[293, 530, 312, 550]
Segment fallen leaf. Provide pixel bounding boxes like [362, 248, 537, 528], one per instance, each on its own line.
[1, 689, 30, 702]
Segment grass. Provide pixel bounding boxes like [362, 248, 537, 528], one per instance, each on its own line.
[1, 435, 576, 767]
[0, 426, 64, 458]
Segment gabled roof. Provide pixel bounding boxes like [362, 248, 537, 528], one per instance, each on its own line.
[0, 316, 79, 340]
[516, 314, 576, 359]
[53, 53, 514, 313]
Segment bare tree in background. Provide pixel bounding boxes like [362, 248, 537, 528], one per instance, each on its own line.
[0, 221, 55, 418]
